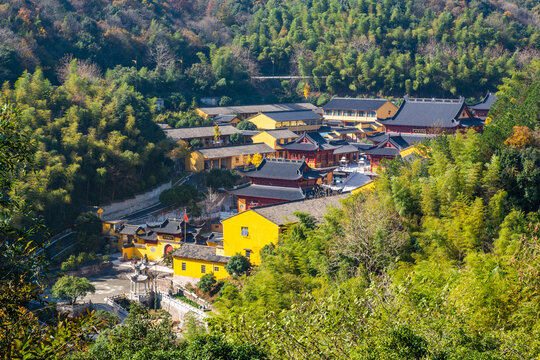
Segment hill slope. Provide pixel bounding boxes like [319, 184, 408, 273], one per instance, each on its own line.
[0, 0, 538, 99]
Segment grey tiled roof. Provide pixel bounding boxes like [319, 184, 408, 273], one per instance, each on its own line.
[240, 158, 320, 180]
[333, 144, 359, 155]
[241, 130, 260, 136]
[460, 118, 485, 127]
[262, 129, 299, 139]
[213, 114, 239, 124]
[262, 110, 322, 122]
[387, 136, 410, 150]
[172, 244, 230, 263]
[197, 143, 275, 159]
[362, 147, 400, 157]
[139, 231, 158, 241]
[281, 132, 338, 151]
[333, 127, 361, 134]
[468, 93, 497, 111]
[357, 133, 431, 155]
[117, 224, 144, 235]
[165, 125, 240, 141]
[323, 97, 389, 111]
[229, 184, 306, 201]
[148, 219, 184, 235]
[383, 97, 467, 128]
[353, 143, 378, 151]
[365, 132, 387, 143]
[251, 194, 349, 225]
[157, 123, 170, 129]
[198, 103, 317, 116]
[281, 142, 320, 151]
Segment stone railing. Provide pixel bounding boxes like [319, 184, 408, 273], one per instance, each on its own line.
[56, 302, 91, 317]
[159, 293, 208, 321]
[172, 281, 209, 307]
[104, 296, 129, 319]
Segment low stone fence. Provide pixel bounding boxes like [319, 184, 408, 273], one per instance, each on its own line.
[57, 302, 91, 317]
[158, 293, 208, 322]
[104, 295, 129, 320]
[171, 278, 209, 307]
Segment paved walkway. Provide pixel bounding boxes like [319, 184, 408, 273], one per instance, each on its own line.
[81, 264, 132, 303]
[80, 256, 173, 304]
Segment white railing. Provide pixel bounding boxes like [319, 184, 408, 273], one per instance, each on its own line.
[159, 293, 208, 320]
[104, 296, 129, 319]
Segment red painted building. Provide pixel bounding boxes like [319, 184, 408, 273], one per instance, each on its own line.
[468, 93, 496, 120]
[229, 158, 334, 212]
[360, 133, 431, 171]
[281, 132, 359, 168]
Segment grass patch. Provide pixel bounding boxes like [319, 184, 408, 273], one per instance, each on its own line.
[173, 294, 199, 308]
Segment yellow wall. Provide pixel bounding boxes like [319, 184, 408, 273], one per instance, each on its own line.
[188, 148, 274, 172]
[188, 150, 205, 172]
[251, 131, 298, 150]
[376, 101, 399, 120]
[122, 240, 181, 261]
[248, 114, 321, 132]
[122, 246, 138, 260]
[249, 114, 277, 130]
[222, 210, 281, 265]
[173, 256, 229, 280]
[251, 131, 278, 149]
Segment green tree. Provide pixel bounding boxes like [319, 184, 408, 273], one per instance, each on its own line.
[52, 276, 95, 305]
[236, 120, 257, 131]
[225, 254, 251, 276]
[0, 104, 99, 358]
[198, 273, 217, 293]
[190, 139, 203, 148]
[81, 302, 266, 359]
[229, 132, 244, 144]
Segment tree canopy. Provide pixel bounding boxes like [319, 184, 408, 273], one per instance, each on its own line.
[52, 275, 95, 305]
[209, 61, 540, 359]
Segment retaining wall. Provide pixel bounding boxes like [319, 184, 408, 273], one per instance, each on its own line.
[101, 181, 172, 220]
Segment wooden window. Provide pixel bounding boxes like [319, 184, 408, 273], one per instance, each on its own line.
[201, 265, 206, 273]
[181, 262, 186, 271]
[214, 266, 219, 271]
[241, 227, 249, 236]
[245, 249, 251, 259]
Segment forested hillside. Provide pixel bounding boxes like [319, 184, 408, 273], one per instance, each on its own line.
[1, 0, 539, 102]
[2, 0, 538, 228]
[209, 61, 540, 359]
[2, 64, 171, 228]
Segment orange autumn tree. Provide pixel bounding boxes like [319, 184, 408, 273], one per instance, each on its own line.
[505, 126, 533, 148]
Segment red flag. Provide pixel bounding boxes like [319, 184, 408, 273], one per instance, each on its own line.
[184, 209, 189, 223]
